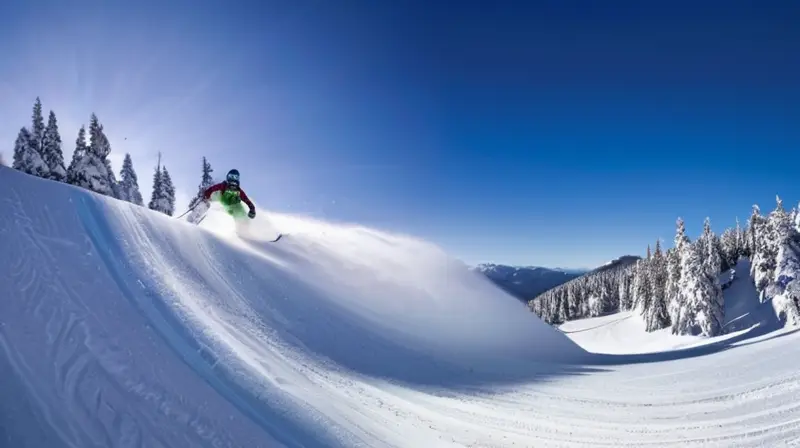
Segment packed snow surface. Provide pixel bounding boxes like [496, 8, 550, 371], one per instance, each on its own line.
[2, 166, 800, 447]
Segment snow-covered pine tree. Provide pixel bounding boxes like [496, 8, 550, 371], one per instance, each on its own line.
[674, 239, 724, 337]
[771, 196, 794, 248]
[605, 273, 620, 312]
[148, 153, 175, 215]
[98, 123, 121, 198]
[566, 284, 579, 318]
[720, 228, 739, 270]
[12, 127, 27, 170]
[752, 198, 784, 299]
[104, 158, 120, 198]
[581, 284, 592, 319]
[12, 127, 47, 177]
[161, 166, 176, 216]
[118, 153, 144, 205]
[186, 156, 215, 223]
[148, 155, 164, 213]
[748, 205, 767, 280]
[644, 239, 670, 331]
[667, 217, 690, 332]
[31, 98, 44, 150]
[618, 267, 634, 311]
[70, 114, 116, 196]
[27, 97, 50, 179]
[41, 110, 67, 182]
[67, 126, 88, 186]
[769, 204, 800, 324]
[703, 220, 725, 330]
[632, 255, 652, 314]
[700, 217, 723, 277]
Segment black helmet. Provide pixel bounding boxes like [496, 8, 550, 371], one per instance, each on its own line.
[226, 169, 240, 184]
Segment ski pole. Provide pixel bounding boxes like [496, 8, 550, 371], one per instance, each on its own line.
[176, 200, 200, 219]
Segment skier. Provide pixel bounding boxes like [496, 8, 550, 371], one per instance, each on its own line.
[202, 169, 256, 219]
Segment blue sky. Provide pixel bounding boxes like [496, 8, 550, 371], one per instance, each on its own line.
[2, 0, 800, 269]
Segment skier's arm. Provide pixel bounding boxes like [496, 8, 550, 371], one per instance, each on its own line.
[240, 189, 256, 212]
[203, 182, 226, 200]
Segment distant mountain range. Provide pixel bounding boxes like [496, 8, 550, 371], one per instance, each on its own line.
[474, 263, 588, 302]
[475, 256, 642, 303]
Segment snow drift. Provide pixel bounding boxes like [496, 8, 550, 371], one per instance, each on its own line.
[0, 166, 586, 447]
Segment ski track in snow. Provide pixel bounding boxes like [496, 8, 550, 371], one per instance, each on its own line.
[3, 166, 800, 447]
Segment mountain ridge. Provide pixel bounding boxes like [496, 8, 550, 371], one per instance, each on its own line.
[474, 263, 587, 302]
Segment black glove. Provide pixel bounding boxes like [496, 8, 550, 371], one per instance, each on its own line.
[248, 209, 256, 219]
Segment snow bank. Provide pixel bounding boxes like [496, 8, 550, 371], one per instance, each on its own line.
[0, 167, 586, 447]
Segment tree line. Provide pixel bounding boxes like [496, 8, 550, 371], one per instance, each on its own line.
[7, 97, 216, 218]
[530, 197, 800, 337]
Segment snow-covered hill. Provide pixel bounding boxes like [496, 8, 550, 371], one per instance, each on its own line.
[3, 165, 800, 447]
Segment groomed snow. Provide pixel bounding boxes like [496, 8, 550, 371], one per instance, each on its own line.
[3, 165, 800, 447]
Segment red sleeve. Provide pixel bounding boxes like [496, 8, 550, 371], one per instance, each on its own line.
[203, 182, 226, 199]
[239, 189, 255, 210]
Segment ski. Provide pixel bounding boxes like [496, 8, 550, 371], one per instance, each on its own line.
[268, 234, 283, 242]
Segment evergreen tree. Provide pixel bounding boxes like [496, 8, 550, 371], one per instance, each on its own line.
[25, 97, 50, 179]
[98, 124, 120, 198]
[752, 198, 786, 299]
[12, 127, 47, 177]
[720, 228, 739, 269]
[747, 205, 766, 269]
[619, 268, 634, 311]
[148, 153, 175, 215]
[148, 159, 164, 212]
[41, 110, 67, 182]
[69, 114, 116, 196]
[12, 127, 27, 170]
[67, 126, 88, 186]
[668, 217, 690, 332]
[644, 239, 670, 331]
[674, 240, 724, 336]
[0, 152, 5, 166]
[567, 284, 579, 318]
[31, 98, 45, 154]
[703, 221, 725, 329]
[771, 196, 794, 247]
[118, 153, 144, 205]
[161, 166, 176, 216]
[633, 257, 652, 313]
[700, 217, 723, 277]
[186, 156, 215, 223]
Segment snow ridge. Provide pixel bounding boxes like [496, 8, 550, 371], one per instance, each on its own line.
[0, 167, 586, 447]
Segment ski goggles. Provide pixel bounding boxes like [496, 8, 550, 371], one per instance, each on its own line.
[227, 172, 240, 181]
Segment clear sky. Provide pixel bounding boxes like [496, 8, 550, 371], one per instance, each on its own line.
[2, 0, 800, 269]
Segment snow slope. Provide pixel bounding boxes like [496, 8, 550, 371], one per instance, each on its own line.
[4, 165, 800, 447]
[0, 166, 585, 447]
